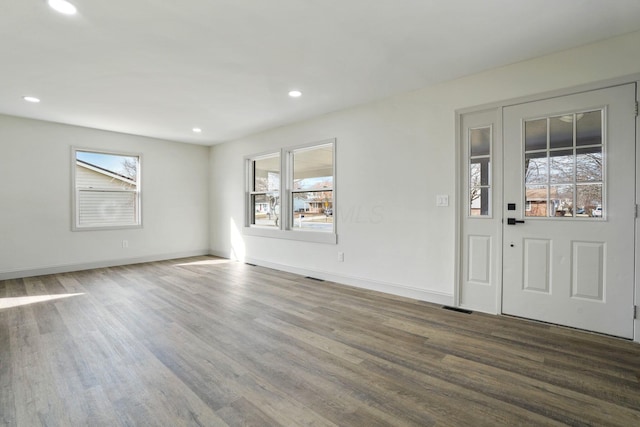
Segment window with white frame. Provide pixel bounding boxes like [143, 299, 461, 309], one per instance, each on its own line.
[248, 153, 281, 227]
[245, 139, 336, 242]
[290, 143, 334, 232]
[469, 126, 491, 216]
[72, 148, 141, 230]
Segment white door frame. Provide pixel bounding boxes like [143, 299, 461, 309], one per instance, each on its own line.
[455, 74, 640, 342]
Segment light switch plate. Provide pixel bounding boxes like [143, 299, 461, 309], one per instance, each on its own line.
[436, 195, 449, 207]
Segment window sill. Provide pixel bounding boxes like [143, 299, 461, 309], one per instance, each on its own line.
[72, 224, 142, 232]
[243, 226, 337, 244]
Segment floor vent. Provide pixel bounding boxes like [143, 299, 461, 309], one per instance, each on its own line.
[442, 306, 473, 314]
[305, 276, 325, 282]
[245, 263, 257, 267]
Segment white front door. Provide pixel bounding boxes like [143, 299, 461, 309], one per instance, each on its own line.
[502, 84, 636, 338]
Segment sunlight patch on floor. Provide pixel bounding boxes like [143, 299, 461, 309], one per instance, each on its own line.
[0, 293, 85, 309]
[174, 259, 232, 267]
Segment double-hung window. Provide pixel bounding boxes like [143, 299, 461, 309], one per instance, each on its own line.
[245, 139, 336, 243]
[248, 153, 281, 227]
[72, 148, 141, 230]
[290, 143, 334, 232]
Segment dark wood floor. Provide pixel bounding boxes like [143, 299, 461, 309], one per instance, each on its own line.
[1, 256, 640, 426]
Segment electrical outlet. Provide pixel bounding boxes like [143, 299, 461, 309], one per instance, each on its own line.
[122, 240, 129, 248]
[337, 251, 344, 262]
[436, 195, 449, 207]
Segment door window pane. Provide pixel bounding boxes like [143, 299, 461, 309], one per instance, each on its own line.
[470, 187, 490, 216]
[576, 147, 602, 182]
[576, 111, 602, 146]
[550, 185, 574, 217]
[525, 152, 548, 185]
[549, 150, 573, 184]
[470, 127, 490, 156]
[577, 184, 603, 217]
[470, 158, 490, 186]
[525, 185, 548, 217]
[550, 116, 573, 149]
[525, 119, 547, 151]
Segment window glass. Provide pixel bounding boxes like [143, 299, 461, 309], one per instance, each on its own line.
[549, 116, 573, 149]
[524, 119, 547, 151]
[470, 159, 490, 186]
[523, 110, 603, 218]
[253, 156, 280, 192]
[525, 152, 548, 185]
[469, 127, 491, 216]
[576, 111, 602, 146]
[470, 127, 490, 156]
[549, 150, 573, 184]
[577, 184, 602, 217]
[576, 147, 602, 182]
[293, 145, 334, 191]
[550, 184, 574, 217]
[74, 149, 141, 229]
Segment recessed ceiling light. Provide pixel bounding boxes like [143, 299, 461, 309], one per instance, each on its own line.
[23, 96, 41, 103]
[288, 90, 302, 98]
[192, 128, 202, 133]
[47, 0, 77, 15]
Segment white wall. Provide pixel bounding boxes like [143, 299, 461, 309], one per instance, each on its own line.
[209, 30, 640, 304]
[0, 115, 210, 279]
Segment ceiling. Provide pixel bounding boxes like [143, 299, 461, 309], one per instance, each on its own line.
[3, 1, 640, 145]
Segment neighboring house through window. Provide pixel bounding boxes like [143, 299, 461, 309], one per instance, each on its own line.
[72, 148, 141, 230]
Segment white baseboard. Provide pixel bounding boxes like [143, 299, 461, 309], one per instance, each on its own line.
[3, 250, 453, 308]
[242, 256, 454, 306]
[0, 250, 210, 281]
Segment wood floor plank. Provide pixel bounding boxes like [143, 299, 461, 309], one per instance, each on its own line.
[216, 396, 280, 426]
[441, 354, 640, 426]
[381, 317, 640, 410]
[2, 255, 640, 426]
[230, 373, 338, 426]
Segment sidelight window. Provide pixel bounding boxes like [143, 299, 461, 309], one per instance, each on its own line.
[469, 126, 492, 216]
